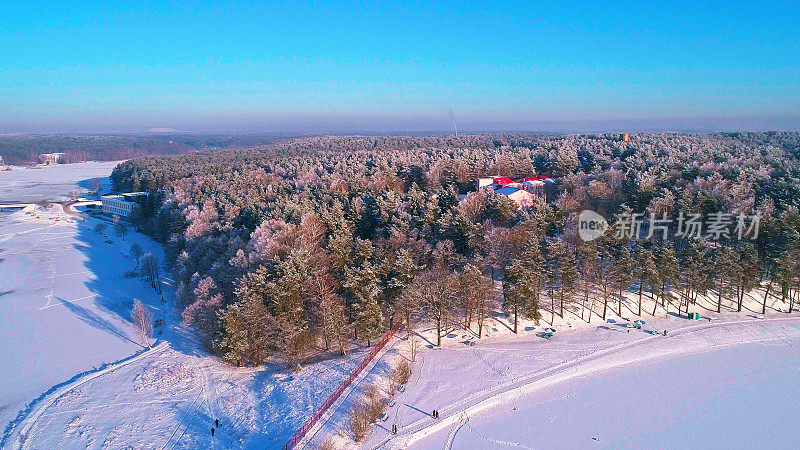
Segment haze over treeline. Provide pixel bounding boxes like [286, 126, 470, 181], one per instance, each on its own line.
[0, 133, 304, 165]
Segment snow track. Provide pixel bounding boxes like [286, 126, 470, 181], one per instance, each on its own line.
[3, 342, 169, 450]
[372, 315, 800, 449]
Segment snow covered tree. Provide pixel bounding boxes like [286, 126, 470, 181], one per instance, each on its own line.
[215, 305, 249, 366]
[655, 243, 678, 315]
[132, 299, 152, 347]
[678, 241, 712, 315]
[714, 246, 739, 313]
[503, 241, 543, 333]
[385, 248, 422, 327]
[128, 243, 143, 269]
[777, 238, 800, 313]
[273, 251, 313, 363]
[239, 294, 276, 365]
[344, 260, 381, 342]
[633, 246, 657, 316]
[459, 263, 494, 337]
[309, 272, 348, 355]
[407, 268, 456, 345]
[182, 276, 223, 348]
[355, 296, 383, 346]
[734, 245, 759, 312]
[546, 238, 578, 319]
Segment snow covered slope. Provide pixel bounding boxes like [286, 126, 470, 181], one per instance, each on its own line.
[365, 317, 800, 449]
[0, 207, 171, 437]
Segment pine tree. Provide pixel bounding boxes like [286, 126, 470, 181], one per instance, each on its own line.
[458, 263, 494, 336]
[656, 243, 679, 316]
[183, 276, 223, 349]
[239, 294, 276, 365]
[503, 251, 542, 333]
[385, 249, 422, 328]
[714, 246, 739, 313]
[634, 246, 657, 316]
[577, 243, 599, 322]
[309, 273, 348, 355]
[678, 241, 711, 316]
[355, 296, 383, 346]
[735, 245, 759, 312]
[612, 244, 635, 317]
[547, 238, 578, 319]
[216, 305, 249, 367]
[272, 250, 313, 362]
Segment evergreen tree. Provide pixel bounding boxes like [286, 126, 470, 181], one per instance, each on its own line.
[215, 305, 249, 367]
[503, 249, 542, 333]
[634, 246, 657, 316]
[655, 243, 679, 316]
[385, 249, 422, 327]
[355, 296, 383, 346]
[458, 263, 494, 336]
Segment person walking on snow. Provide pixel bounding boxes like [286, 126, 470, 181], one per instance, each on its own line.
[211, 427, 215, 437]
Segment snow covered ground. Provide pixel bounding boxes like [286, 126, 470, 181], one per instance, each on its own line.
[365, 317, 800, 449]
[0, 204, 172, 438]
[0, 161, 119, 202]
[441, 337, 800, 449]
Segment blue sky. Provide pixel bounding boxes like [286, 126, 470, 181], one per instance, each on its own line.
[1, 1, 799, 133]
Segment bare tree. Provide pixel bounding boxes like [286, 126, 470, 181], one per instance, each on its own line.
[129, 243, 143, 268]
[406, 268, 457, 346]
[93, 222, 108, 234]
[88, 179, 101, 197]
[132, 299, 153, 347]
[140, 253, 162, 293]
[114, 216, 127, 240]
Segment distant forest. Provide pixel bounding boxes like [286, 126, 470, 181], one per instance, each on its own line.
[110, 132, 800, 367]
[0, 133, 307, 165]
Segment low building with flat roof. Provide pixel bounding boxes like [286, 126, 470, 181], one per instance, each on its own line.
[101, 194, 144, 218]
[38, 153, 65, 165]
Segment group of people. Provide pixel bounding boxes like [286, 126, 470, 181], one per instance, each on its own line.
[211, 419, 221, 437]
[388, 409, 441, 436]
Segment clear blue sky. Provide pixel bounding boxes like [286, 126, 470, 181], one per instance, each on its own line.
[1, 1, 799, 133]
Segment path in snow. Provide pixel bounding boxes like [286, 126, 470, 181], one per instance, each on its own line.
[444, 335, 800, 449]
[364, 316, 800, 449]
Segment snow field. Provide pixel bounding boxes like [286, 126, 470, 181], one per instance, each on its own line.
[369, 316, 800, 449]
[0, 161, 120, 203]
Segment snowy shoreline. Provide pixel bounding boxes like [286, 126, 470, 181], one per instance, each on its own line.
[363, 315, 800, 450]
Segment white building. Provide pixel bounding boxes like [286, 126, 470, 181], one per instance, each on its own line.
[476, 176, 501, 190]
[38, 153, 65, 165]
[101, 192, 147, 218]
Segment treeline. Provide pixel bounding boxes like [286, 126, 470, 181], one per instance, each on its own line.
[0, 133, 302, 165]
[110, 132, 800, 367]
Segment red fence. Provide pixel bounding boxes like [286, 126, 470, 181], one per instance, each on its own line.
[282, 322, 402, 450]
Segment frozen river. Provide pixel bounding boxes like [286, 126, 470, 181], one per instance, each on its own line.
[0, 161, 120, 202]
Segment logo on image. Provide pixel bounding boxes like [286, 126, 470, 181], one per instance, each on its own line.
[578, 210, 608, 242]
